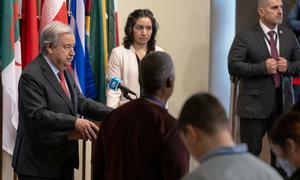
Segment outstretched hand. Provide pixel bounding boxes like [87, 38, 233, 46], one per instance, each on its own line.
[74, 118, 99, 141]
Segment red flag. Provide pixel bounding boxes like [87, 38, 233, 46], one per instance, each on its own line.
[40, 0, 68, 31]
[21, 0, 39, 68]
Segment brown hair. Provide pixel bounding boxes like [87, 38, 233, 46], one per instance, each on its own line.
[178, 93, 228, 135]
[269, 111, 300, 149]
[123, 9, 158, 52]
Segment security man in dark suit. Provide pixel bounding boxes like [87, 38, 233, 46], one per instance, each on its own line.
[12, 21, 112, 180]
[228, 0, 300, 165]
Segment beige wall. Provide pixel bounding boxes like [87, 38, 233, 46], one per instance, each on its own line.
[118, 0, 211, 117]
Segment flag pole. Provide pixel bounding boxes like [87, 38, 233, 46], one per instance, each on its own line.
[0, 72, 3, 180]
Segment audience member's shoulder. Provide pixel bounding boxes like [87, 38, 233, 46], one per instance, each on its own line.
[181, 172, 204, 180]
[240, 153, 283, 180]
[183, 153, 283, 180]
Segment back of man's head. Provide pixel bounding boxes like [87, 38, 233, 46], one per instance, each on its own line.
[178, 93, 228, 135]
[139, 51, 174, 96]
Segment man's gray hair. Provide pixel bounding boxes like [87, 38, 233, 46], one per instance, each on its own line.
[40, 21, 73, 52]
[139, 51, 175, 95]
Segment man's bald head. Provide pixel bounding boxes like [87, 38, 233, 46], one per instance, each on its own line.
[258, 0, 269, 8]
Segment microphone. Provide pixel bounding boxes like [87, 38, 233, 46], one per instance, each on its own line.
[107, 77, 137, 97]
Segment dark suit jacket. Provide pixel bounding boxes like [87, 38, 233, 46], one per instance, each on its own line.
[228, 25, 300, 119]
[12, 54, 112, 178]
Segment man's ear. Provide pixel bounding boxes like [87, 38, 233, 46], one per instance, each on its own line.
[257, 8, 264, 17]
[166, 76, 174, 88]
[45, 43, 53, 54]
[184, 124, 198, 143]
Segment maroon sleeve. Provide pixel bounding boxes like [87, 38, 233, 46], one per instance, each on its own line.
[161, 115, 189, 180]
[92, 125, 105, 180]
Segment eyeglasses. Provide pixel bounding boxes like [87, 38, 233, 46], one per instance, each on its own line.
[133, 24, 153, 31]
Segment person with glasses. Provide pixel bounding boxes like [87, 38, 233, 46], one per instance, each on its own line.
[106, 9, 163, 108]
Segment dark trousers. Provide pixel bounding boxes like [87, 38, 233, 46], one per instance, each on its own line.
[239, 87, 288, 179]
[18, 170, 74, 180]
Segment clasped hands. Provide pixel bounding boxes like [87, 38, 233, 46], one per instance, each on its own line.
[74, 118, 99, 141]
[266, 57, 287, 74]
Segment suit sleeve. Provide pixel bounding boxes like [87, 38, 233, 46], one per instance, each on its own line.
[285, 33, 300, 76]
[67, 73, 113, 121]
[19, 73, 76, 131]
[77, 94, 112, 122]
[228, 33, 269, 78]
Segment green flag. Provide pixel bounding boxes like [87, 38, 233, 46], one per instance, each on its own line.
[107, 0, 116, 56]
[90, 0, 108, 103]
[0, 0, 22, 155]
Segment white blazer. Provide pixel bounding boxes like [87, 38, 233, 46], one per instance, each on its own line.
[106, 45, 163, 108]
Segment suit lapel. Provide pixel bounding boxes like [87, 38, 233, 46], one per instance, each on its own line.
[278, 28, 286, 57]
[39, 55, 74, 114]
[255, 25, 270, 58]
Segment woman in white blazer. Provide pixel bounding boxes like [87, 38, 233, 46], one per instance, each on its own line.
[106, 9, 163, 108]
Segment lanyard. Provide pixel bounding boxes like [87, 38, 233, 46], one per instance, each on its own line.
[264, 32, 278, 46]
[200, 144, 248, 163]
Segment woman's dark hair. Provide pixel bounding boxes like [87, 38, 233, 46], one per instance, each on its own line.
[269, 111, 300, 149]
[123, 9, 158, 52]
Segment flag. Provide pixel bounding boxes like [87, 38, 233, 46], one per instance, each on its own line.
[114, 0, 119, 47]
[90, 0, 108, 103]
[0, 0, 22, 155]
[85, 0, 91, 43]
[40, 0, 68, 31]
[21, 0, 39, 68]
[107, 0, 118, 55]
[70, 0, 96, 99]
[89, 0, 119, 103]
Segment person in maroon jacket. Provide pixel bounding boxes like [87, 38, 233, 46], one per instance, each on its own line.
[92, 51, 189, 180]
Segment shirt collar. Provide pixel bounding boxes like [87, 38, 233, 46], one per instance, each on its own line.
[43, 54, 60, 79]
[199, 144, 248, 163]
[259, 20, 278, 36]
